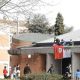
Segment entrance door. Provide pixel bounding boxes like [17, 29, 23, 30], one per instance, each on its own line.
[62, 58, 71, 74]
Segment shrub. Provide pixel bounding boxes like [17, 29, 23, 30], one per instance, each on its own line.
[21, 72, 63, 80]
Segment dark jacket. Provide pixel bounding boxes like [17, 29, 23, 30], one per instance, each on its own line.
[24, 66, 31, 74]
[47, 66, 54, 74]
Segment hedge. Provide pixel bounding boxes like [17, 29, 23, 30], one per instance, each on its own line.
[20, 72, 63, 80]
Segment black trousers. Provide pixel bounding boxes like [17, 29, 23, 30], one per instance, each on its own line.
[4, 74, 7, 79]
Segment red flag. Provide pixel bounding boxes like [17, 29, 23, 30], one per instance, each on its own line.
[53, 44, 64, 59]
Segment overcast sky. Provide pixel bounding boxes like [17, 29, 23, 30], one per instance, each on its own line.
[32, 0, 80, 31]
[30, 0, 80, 30]
[2, 0, 80, 31]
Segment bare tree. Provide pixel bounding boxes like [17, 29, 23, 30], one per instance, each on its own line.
[0, 0, 62, 19]
[0, 0, 11, 9]
[0, 0, 41, 19]
[0, 0, 62, 34]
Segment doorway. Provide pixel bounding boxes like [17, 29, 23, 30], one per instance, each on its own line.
[62, 58, 71, 74]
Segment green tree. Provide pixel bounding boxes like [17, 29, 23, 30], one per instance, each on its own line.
[54, 12, 64, 36]
[27, 14, 49, 33]
[47, 13, 73, 34]
[48, 25, 73, 34]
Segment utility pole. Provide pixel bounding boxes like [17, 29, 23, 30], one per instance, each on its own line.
[16, 16, 19, 34]
[16, 11, 19, 34]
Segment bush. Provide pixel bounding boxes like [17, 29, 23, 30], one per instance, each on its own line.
[21, 72, 63, 80]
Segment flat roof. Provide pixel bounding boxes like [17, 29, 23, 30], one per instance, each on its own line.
[8, 45, 80, 55]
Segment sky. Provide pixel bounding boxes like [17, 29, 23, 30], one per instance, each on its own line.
[1, 0, 80, 31]
[32, 0, 80, 31]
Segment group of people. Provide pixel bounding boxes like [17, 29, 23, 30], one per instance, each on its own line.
[3, 63, 73, 79]
[3, 64, 20, 79]
[11, 64, 20, 79]
[4, 63, 72, 79]
[54, 38, 73, 46]
[63, 64, 72, 79]
[47, 63, 80, 80]
[3, 63, 32, 79]
[24, 63, 54, 75]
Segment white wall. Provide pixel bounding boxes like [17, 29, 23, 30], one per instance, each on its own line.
[72, 53, 80, 79]
[0, 61, 10, 78]
[46, 53, 62, 74]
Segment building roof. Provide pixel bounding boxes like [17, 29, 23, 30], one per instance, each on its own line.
[38, 30, 80, 43]
[9, 30, 80, 55]
[13, 33, 54, 43]
[8, 45, 80, 55]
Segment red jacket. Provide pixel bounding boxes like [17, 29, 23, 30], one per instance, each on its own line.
[3, 69, 8, 75]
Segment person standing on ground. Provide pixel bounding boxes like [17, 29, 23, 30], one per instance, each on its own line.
[24, 64, 31, 75]
[3, 66, 8, 79]
[47, 64, 54, 74]
[16, 64, 20, 71]
[16, 64, 20, 78]
[12, 65, 17, 80]
[75, 69, 80, 80]
[24, 64, 31, 80]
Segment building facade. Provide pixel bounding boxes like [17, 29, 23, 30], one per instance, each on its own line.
[0, 27, 11, 78]
[9, 30, 80, 79]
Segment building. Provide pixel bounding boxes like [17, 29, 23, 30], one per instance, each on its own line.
[0, 19, 28, 78]
[9, 33, 53, 76]
[9, 30, 80, 79]
[0, 27, 11, 78]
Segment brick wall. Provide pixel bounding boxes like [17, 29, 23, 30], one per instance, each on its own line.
[20, 54, 46, 76]
[11, 40, 32, 48]
[10, 40, 46, 76]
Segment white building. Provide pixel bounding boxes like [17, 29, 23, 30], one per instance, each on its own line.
[0, 27, 11, 78]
